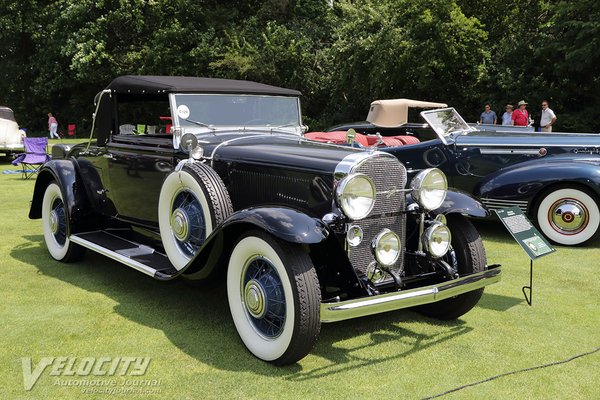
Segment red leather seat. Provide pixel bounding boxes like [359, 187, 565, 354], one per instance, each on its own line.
[380, 137, 404, 147]
[305, 131, 370, 146]
[392, 135, 420, 145]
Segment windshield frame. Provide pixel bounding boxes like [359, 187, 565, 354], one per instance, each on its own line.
[169, 93, 303, 136]
[420, 107, 475, 144]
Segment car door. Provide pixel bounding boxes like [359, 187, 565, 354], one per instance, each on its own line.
[103, 95, 175, 229]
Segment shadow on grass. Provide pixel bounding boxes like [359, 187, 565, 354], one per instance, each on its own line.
[13, 235, 478, 379]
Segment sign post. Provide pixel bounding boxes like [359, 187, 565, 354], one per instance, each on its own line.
[494, 207, 555, 305]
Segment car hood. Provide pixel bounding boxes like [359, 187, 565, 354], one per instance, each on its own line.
[456, 131, 600, 148]
[205, 133, 360, 174]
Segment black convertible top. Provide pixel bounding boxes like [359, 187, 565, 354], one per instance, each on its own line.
[106, 75, 301, 96]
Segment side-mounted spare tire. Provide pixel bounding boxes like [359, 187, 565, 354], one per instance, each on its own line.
[158, 162, 233, 271]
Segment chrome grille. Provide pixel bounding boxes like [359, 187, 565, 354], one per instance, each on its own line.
[344, 154, 407, 277]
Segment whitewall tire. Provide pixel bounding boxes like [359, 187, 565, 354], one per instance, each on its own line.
[158, 163, 232, 270]
[41, 182, 84, 262]
[227, 231, 320, 365]
[536, 187, 600, 245]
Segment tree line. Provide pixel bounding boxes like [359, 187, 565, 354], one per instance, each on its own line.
[0, 0, 598, 134]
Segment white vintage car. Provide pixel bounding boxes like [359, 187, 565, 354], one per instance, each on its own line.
[0, 106, 26, 156]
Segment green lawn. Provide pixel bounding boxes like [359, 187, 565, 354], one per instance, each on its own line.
[0, 157, 598, 399]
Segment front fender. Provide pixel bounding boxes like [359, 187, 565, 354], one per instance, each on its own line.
[220, 207, 329, 244]
[407, 188, 489, 218]
[475, 157, 600, 201]
[29, 160, 88, 223]
[176, 207, 330, 281]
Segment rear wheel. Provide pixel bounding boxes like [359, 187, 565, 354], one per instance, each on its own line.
[535, 186, 600, 245]
[415, 215, 487, 320]
[41, 182, 84, 262]
[227, 230, 321, 365]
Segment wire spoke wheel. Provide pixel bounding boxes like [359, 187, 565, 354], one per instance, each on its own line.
[41, 182, 84, 262]
[227, 231, 321, 365]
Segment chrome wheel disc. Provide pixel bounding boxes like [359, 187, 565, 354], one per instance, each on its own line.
[171, 208, 190, 241]
[549, 198, 589, 234]
[49, 198, 67, 246]
[244, 280, 267, 318]
[241, 256, 286, 338]
[171, 190, 205, 257]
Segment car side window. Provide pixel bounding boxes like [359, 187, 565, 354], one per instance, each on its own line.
[116, 95, 171, 136]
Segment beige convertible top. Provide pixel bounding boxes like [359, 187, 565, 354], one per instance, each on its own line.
[366, 99, 448, 128]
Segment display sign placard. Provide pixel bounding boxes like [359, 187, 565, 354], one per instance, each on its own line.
[494, 207, 555, 260]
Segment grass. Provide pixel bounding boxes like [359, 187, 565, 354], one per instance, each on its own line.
[0, 154, 598, 399]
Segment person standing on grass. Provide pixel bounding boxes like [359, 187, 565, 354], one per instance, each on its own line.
[48, 112, 59, 139]
[540, 100, 557, 132]
[479, 103, 497, 125]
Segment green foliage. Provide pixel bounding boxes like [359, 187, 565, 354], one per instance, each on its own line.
[0, 0, 599, 132]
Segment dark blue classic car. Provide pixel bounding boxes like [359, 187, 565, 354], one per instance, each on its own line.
[317, 99, 600, 246]
[28, 77, 501, 365]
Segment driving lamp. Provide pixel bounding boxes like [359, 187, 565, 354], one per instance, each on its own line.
[423, 222, 451, 258]
[371, 229, 401, 266]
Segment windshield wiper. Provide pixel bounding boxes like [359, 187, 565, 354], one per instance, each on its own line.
[269, 123, 300, 134]
[184, 118, 216, 131]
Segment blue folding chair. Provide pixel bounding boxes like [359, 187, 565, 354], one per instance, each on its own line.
[12, 137, 51, 179]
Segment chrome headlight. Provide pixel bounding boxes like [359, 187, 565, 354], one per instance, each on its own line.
[410, 168, 448, 211]
[423, 222, 451, 258]
[371, 229, 401, 266]
[336, 173, 376, 220]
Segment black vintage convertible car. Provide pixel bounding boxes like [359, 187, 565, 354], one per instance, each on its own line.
[315, 99, 600, 246]
[29, 77, 501, 365]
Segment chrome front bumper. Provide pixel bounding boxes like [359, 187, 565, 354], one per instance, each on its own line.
[320, 266, 501, 323]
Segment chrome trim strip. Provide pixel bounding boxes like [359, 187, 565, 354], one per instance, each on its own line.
[479, 149, 543, 155]
[209, 133, 274, 160]
[334, 151, 398, 182]
[481, 199, 528, 211]
[481, 198, 528, 204]
[70, 234, 158, 278]
[460, 142, 600, 148]
[320, 267, 501, 322]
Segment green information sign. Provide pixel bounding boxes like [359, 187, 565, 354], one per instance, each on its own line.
[494, 207, 555, 260]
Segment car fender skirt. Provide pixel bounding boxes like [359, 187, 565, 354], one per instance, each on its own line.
[29, 160, 84, 221]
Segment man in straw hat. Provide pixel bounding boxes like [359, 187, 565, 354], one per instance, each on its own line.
[512, 100, 529, 126]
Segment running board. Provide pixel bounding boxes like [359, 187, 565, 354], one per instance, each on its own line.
[70, 231, 178, 280]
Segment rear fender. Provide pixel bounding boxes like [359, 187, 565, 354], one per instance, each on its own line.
[29, 160, 88, 224]
[476, 160, 600, 204]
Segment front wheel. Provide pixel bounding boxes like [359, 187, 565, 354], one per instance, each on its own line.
[41, 182, 84, 262]
[227, 231, 321, 365]
[415, 215, 487, 320]
[535, 186, 600, 246]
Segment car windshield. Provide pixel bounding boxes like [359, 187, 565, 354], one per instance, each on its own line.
[172, 94, 301, 134]
[420, 108, 473, 143]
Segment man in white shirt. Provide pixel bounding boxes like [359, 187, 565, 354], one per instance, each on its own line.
[540, 100, 557, 132]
